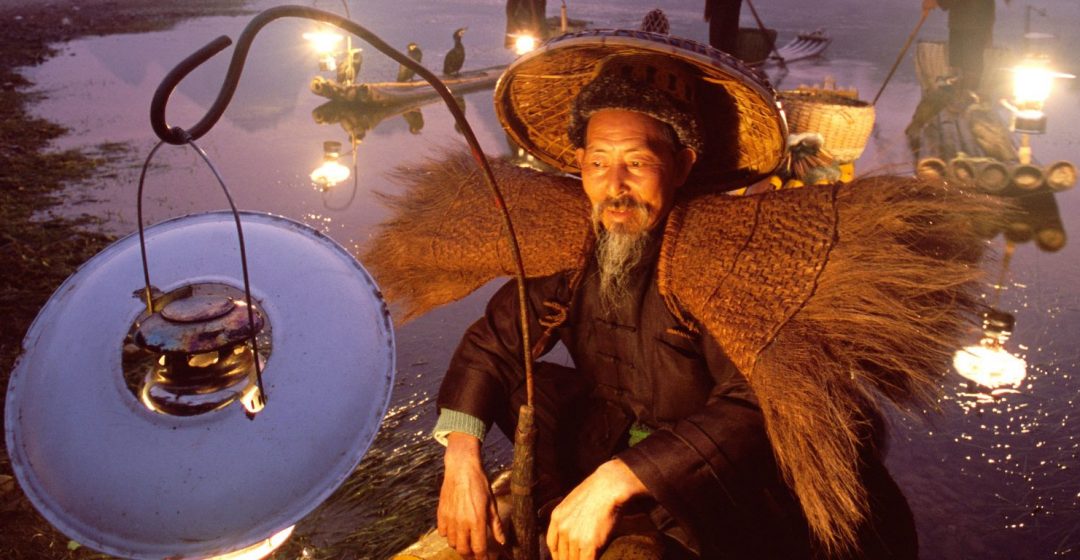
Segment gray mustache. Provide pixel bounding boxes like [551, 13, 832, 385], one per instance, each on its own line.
[600, 196, 646, 212]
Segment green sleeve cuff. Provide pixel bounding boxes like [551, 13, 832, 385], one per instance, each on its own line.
[432, 408, 488, 446]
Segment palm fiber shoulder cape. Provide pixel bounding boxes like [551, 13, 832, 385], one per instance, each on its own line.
[364, 150, 1002, 554]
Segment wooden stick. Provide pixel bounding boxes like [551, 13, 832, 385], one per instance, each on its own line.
[873, 8, 929, 105]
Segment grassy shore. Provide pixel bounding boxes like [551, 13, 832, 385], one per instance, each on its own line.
[0, 2, 252, 557]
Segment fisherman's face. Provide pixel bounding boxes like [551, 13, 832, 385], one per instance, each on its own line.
[577, 109, 696, 235]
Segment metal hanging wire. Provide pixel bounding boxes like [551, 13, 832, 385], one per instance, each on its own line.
[135, 134, 267, 410]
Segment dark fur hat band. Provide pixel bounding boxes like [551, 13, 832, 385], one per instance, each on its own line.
[569, 55, 705, 154]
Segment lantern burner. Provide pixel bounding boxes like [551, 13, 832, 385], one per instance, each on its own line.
[128, 288, 269, 417]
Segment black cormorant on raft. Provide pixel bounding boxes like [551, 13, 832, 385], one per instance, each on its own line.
[396, 42, 422, 82]
[443, 27, 467, 76]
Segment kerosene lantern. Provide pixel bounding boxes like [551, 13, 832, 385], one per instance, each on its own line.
[6, 210, 395, 559]
[7, 4, 517, 558]
[131, 292, 267, 417]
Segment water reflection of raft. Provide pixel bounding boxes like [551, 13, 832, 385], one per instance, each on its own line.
[311, 64, 508, 107]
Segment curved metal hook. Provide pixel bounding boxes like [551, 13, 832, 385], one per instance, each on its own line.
[150, 36, 232, 144]
[149, 7, 318, 144]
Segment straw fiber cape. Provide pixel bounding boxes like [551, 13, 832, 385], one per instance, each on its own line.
[364, 151, 1001, 554]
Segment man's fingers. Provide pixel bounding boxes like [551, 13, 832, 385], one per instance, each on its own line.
[470, 517, 489, 558]
[446, 525, 465, 554]
[546, 517, 560, 559]
[488, 500, 506, 544]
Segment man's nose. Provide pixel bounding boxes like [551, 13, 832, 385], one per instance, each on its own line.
[604, 164, 630, 197]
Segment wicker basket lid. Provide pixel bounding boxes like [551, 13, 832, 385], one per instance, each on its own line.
[494, 29, 788, 185]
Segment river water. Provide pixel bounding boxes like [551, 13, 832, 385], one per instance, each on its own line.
[21, 0, 1080, 557]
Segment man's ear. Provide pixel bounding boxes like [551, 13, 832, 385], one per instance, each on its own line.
[575, 147, 586, 170]
[674, 147, 697, 188]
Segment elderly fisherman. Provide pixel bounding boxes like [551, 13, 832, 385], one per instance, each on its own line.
[363, 28, 996, 560]
[430, 34, 923, 560]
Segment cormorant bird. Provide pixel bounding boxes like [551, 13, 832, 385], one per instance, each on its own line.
[443, 27, 467, 76]
[337, 48, 362, 85]
[396, 42, 422, 82]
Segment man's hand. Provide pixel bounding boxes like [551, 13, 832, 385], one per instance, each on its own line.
[922, 0, 940, 11]
[546, 459, 648, 560]
[437, 433, 505, 559]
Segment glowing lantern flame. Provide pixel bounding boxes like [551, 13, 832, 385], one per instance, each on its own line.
[513, 33, 538, 55]
[302, 30, 344, 55]
[1013, 59, 1060, 106]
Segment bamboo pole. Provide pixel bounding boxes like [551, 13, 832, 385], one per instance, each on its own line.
[873, 8, 929, 105]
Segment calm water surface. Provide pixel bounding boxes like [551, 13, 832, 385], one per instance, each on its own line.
[23, 0, 1080, 557]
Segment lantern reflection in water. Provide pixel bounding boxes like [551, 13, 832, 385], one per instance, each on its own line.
[311, 140, 352, 191]
[953, 239, 1027, 401]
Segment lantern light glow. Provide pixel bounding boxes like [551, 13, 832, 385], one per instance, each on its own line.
[302, 30, 344, 55]
[953, 341, 1027, 390]
[1007, 55, 1074, 134]
[208, 525, 296, 560]
[1012, 57, 1073, 106]
[311, 160, 350, 189]
[311, 140, 351, 190]
[512, 33, 539, 55]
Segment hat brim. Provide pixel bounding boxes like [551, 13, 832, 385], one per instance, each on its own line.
[494, 29, 788, 185]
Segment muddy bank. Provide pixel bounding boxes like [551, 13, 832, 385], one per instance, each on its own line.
[0, 2, 251, 557]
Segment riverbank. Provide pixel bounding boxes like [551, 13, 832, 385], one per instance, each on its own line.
[0, 1, 251, 557]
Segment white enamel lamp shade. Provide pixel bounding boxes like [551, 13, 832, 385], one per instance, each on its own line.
[4, 211, 395, 559]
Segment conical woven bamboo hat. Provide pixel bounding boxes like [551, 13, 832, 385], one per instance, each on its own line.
[494, 29, 788, 185]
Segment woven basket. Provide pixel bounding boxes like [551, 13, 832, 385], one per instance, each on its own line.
[780, 89, 875, 163]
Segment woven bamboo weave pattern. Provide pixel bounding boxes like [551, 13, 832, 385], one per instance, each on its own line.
[362, 151, 590, 322]
[495, 30, 787, 184]
[659, 186, 836, 374]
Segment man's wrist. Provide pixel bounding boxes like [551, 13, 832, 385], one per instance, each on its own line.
[444, 432, 483, 467]
[598, 459, 649, 504]
[432, 408, 488, 445]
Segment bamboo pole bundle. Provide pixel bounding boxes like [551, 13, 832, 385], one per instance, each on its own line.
[948, 157, 975, 185]
[916, 157, 948, 181]
[1009, 163, 1045, 191]
[972, 159, 1009, 192]
[1045, 161, 1077, 192]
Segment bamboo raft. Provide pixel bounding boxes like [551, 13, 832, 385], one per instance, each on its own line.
[311, 64, 508, 107]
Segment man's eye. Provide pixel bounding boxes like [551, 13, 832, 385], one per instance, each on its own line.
[590, 160, 605, 168]
[630, 160, 642, 168]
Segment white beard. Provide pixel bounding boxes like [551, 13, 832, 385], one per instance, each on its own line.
[594, 219, 649, 318]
